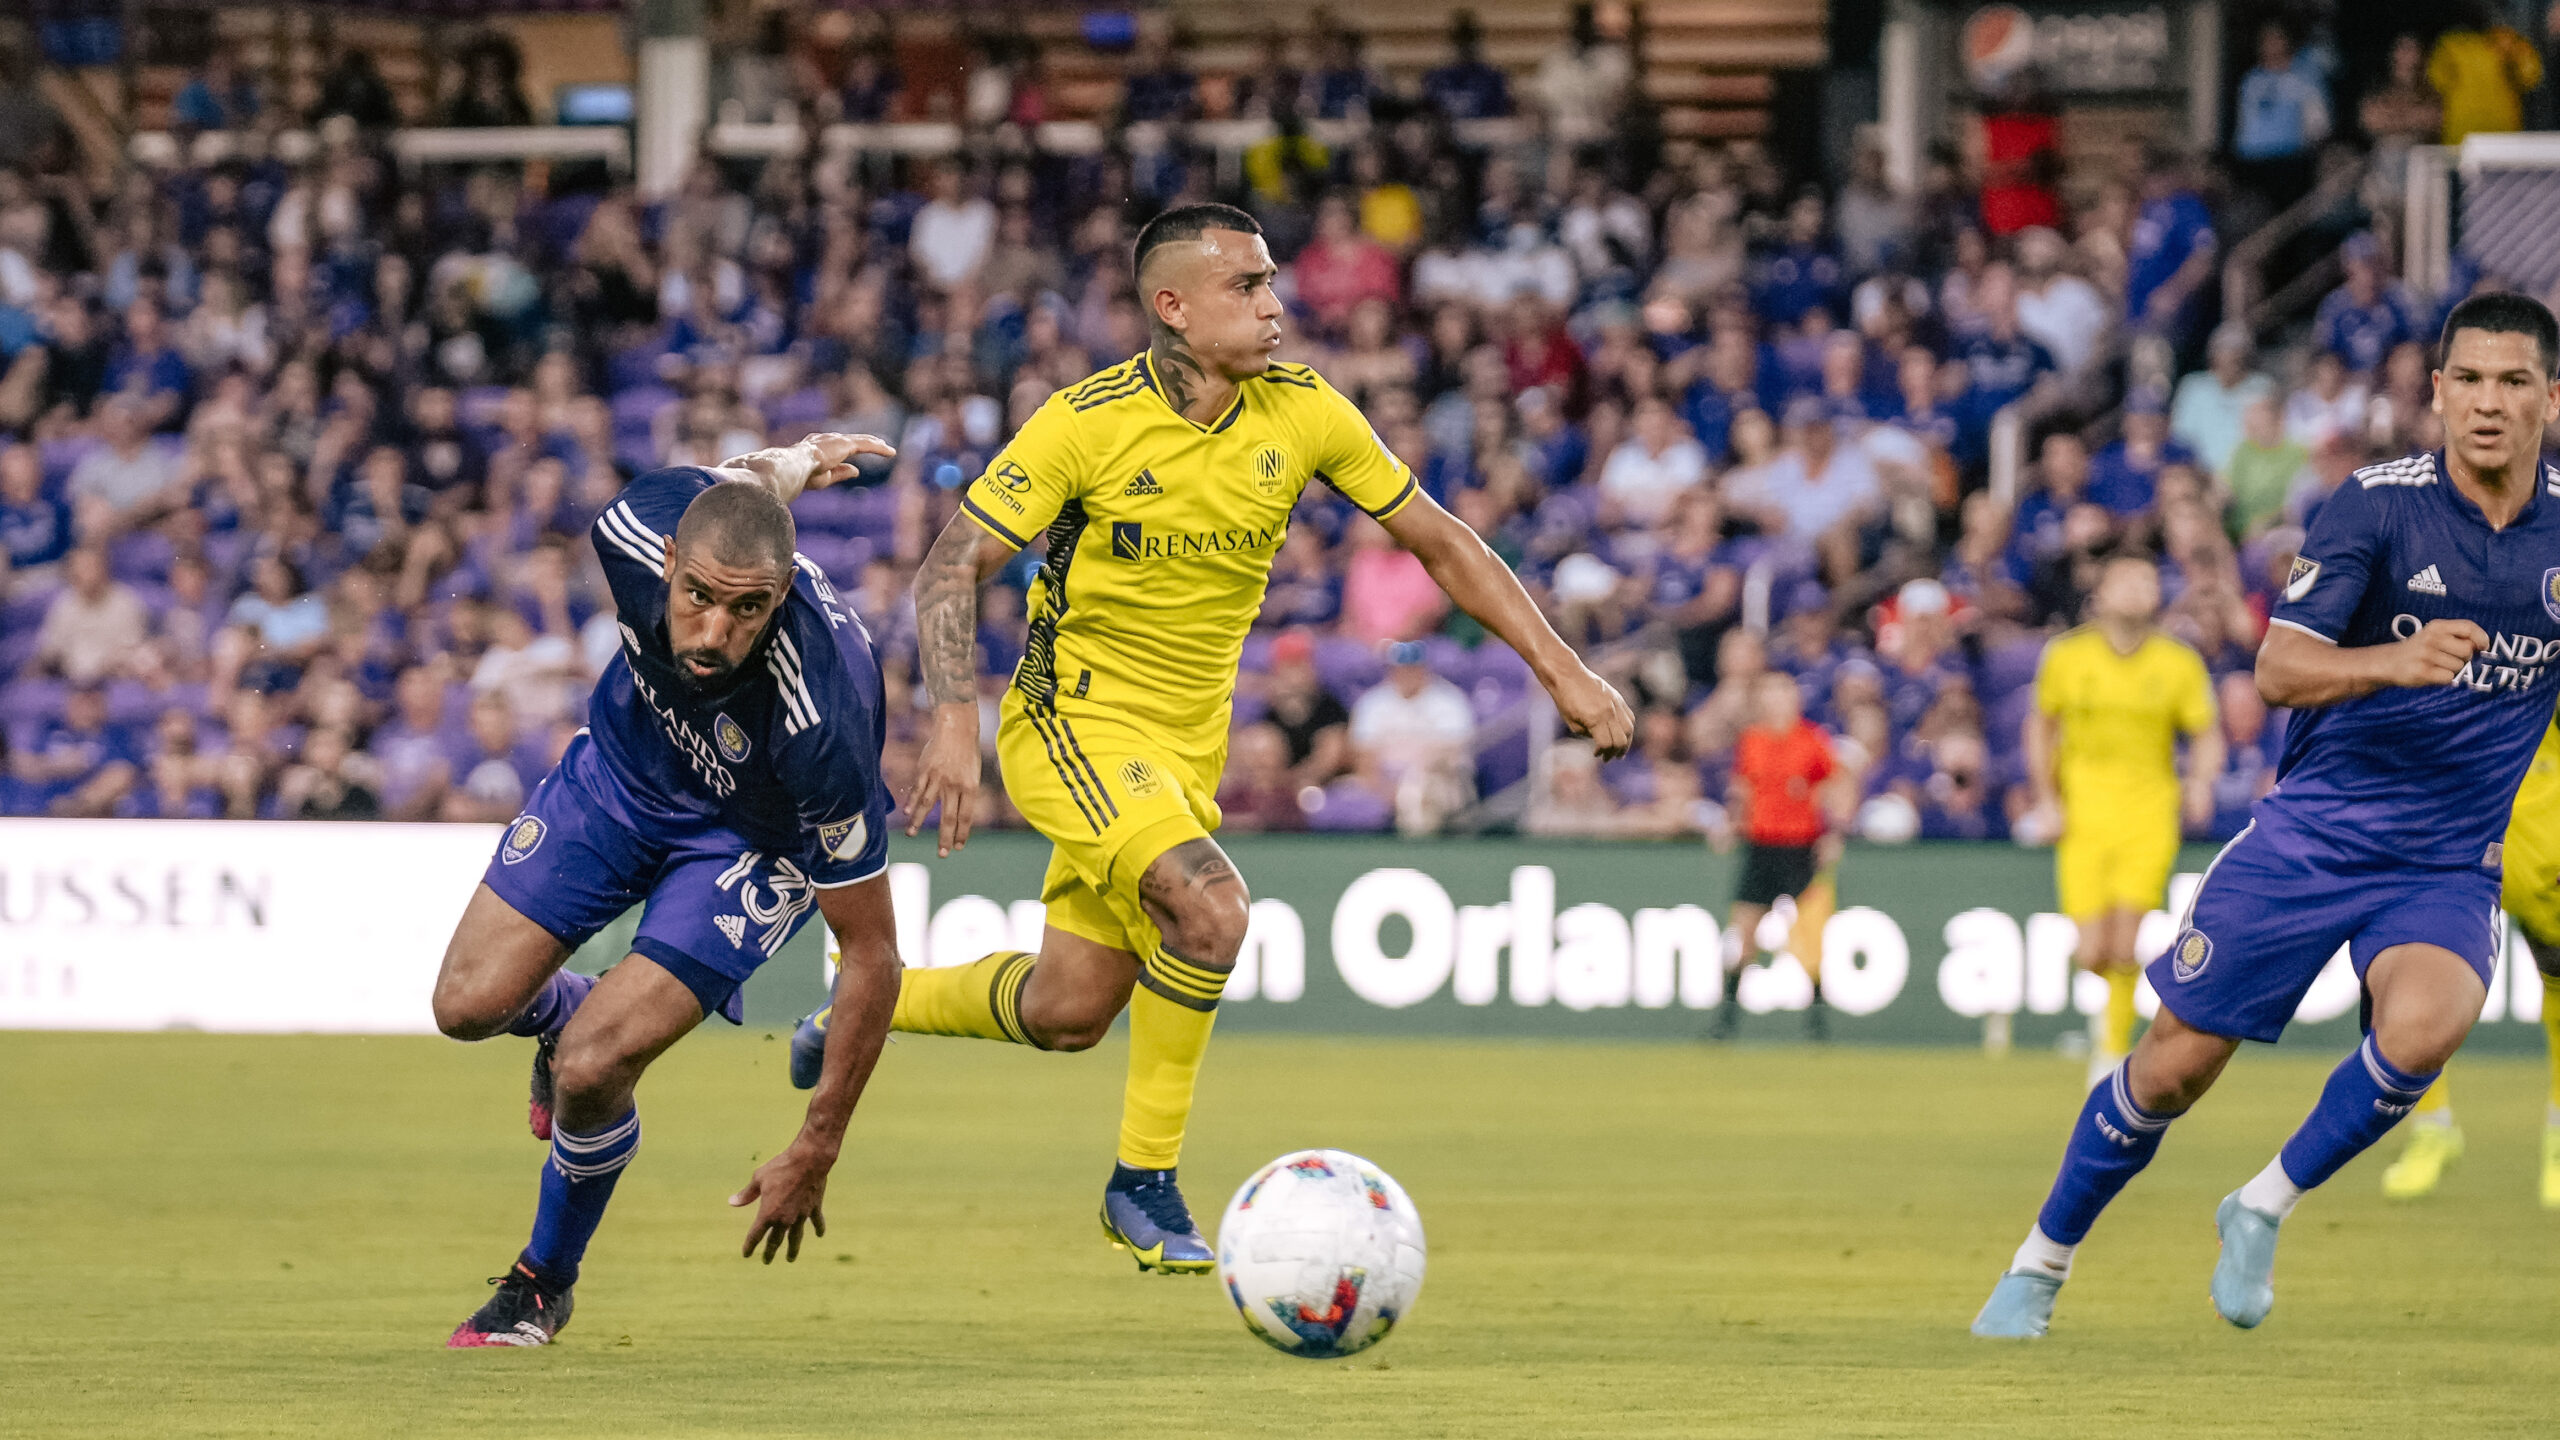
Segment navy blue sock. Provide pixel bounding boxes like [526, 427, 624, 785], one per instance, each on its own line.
[522, 1108, 639, 1284]
[504, 970, 595, 1039]
[2034, 1063, 2178, 1246]
[2276, 1035, 2436, 1191]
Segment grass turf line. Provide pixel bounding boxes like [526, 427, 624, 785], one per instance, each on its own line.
[4, 1031, 2557, 1438]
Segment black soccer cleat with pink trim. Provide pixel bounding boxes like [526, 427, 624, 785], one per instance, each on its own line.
[447, 1259, 575, 1348]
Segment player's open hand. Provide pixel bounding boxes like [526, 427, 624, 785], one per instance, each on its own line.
[2389, 618, 2489, 689]
[799, 432, 897, 489]
[730, 1139, 834, 1264]
[1552, 666, 1636, 759]
[905, 702, 983, 856]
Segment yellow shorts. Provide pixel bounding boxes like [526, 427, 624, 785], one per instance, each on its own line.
[994, 692, 1226, 955]
[2055, 815, 2180, 920]
[2501, 721, 2560, 948]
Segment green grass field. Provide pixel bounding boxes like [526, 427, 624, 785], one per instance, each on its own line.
[7, 1031, 2559, 1438]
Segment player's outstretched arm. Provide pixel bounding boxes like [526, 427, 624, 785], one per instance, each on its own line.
[2256, 618, 2487, 709]
[907, 511, 1024, 855]
[713, 432, 897, 504]
[1381, 493, 1635, 757]
[730, 872, 902, 1264]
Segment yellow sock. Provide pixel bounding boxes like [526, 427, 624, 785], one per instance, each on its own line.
[2104, 969, 2138, 1055]
[2543, 972, 2560, 1111]
[889, 951, 1039, 1045]
[1118, 948, 1228, 1170]
[2412, 1076, 2454, 1125]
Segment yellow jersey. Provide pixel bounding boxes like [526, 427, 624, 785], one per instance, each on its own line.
[959, 354, 1419, 749]
[2034, 626, 2217, 827]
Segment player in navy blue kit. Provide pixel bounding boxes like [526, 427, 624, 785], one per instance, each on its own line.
[428, 431, 904, 1348]
[1974, 293, 2560, 1338]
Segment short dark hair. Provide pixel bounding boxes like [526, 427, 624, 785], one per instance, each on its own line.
[674, 480, 797, 575]
[1132, 203, 1263, 283]
[2440, 290, 2559, 377]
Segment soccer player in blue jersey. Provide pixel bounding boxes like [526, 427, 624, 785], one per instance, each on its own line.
[428, 432, 904, 1348]
[1974, 292, 2560, 1338]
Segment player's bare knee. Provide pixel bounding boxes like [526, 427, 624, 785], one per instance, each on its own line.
[1164, 892, 1249, 972]
[549, 1034, 634, 1109]
[431, 972, 512, 1042]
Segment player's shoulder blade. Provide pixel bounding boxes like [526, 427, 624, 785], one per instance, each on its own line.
[1066, 355, 1153, 413]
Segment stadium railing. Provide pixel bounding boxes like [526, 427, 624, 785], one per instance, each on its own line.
[128, 124, 633, 173]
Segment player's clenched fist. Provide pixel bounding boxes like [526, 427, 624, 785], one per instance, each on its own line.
[2390, 618, 2489, 688]
[1554, 667, 1636, 759]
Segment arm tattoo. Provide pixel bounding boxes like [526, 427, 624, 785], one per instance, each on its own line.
[914, 514, 984, 709]
[1149, 322, 1208, 416]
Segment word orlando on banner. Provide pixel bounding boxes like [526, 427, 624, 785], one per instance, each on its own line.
[2, 823, 2549, 1049]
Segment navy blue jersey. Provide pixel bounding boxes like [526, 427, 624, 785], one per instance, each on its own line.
[2264, 451, 2560, 869]
[584, 466, 890, 883]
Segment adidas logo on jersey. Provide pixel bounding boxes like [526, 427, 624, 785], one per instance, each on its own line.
[1123, 469, 1163, 497]
[2407, 564, 2448, 596]
[715, 914, 747, 949]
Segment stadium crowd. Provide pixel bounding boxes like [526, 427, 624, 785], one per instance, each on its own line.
[0, 9, 2513, 842]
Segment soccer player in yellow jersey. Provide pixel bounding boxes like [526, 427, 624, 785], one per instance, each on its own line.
[2026, 554, 2222, 1088]
[2379, 714, 2560, 1205]
[823, 203, 1632, 1271]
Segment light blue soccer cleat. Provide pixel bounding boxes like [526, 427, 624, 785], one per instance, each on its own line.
[787, 1007, 829, 1090]
[2210, 1191, 2281, 1328]
[1100, 1163, 1216, 1274]
[1970, 1270, 2063, 1338]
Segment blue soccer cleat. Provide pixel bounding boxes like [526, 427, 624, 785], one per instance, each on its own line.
[2210, 1191, 2281, 1329]
[1970, 1270, 2063, 1338]
[1100, 1163, 1216, 1274]
[787, 1006, 830, 1090]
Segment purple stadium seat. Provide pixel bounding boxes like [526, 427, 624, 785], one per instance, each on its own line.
[1420, 635, 1467, 682]
[40, 437, 99, 490]
[1304, 781, 1393, 832]
[610, 384, 679, 430]
[794, 534, 873, 588]
[1474, 721, 1532, 798]
[0, 677, 66, 730]
[1986, 686, 2035, 755]
[458, 386, 512, 428]
[1977, 638, 2043, 702]
[1238, 632, 1274, 675]
[763, 386, 831, 431]
[790, 485, 864, 536]
[1314, 637, 1383, 699]
[1472, 642, 1532, 693]
[108, 530, 175, 585]
[1230, 692, 1268, 727]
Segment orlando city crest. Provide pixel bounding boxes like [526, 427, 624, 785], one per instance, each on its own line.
[2540, 568, 2560, 623]
[2169, 927, 2213, 983]
[500, 815, 546, 865]
[714, 713, 751, 763]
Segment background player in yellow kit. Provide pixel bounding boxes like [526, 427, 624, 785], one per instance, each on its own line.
[812, 203, 1632, 1272]
[2025, 554, 2222, 1087]
[2380, 714, 2560, 1204]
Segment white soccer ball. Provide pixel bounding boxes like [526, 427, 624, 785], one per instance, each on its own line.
[1216, 1149, 1427, 1359]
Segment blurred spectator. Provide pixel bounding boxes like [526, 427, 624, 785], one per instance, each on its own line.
[1260, 630, 1352, 788]
[35, 547, 148, 684]
[1535, 4, 1631, 153]
[1834, 141, 1912, 278]
[2283, 350, 2369, 450]
[373, 663, 463, 821]
[67, 401, 184, 533]
[2124, 148, 2216, 354]
[2013, 228, 2108, 376]
[2313, 234, 2417, 376]
[311, 48, 401, 130]
[1421, 11, 1512, 120]
[1525, 737, 1632, 836]
[2088, 388, 2199, 517]
[0, 439, 71, 585]
[2361, 36, 2441, 211]
[1217, 723, 1307, 833]
[436, 34, 534, 128]
[910, 163, 996, 295]
[2171, 323, 2277, 477]
[1121, 26, 1199, 124]
[14, 683, 138, 816]
[1293, 196, 1401, 336]
[278, 727, 383, 821]
[1349, 639, 1475, 833]
[225, 555, 330, 693]
[1725, 398, 1884, 581]
[2431, 3, 2543, 144]
[1308, 23, 1380, 120]
[1598, 394, 1706, 528]
[1341, 515, 1448, 644]
[2230, 21, 2330, 214]
[2223, 393, 2310, 541]
[175, 47, 262, 131]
